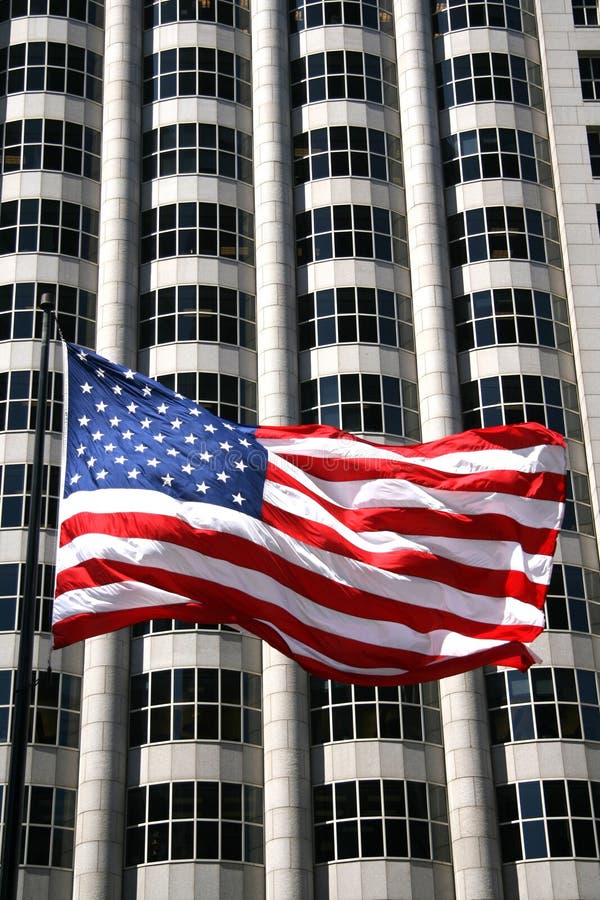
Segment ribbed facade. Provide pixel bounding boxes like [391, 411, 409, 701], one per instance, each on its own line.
[1, 1, 600, 897]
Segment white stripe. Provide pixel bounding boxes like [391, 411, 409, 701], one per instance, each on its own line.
[56, 528, 545, 631]
[263, 479, 554, 582]
[267, 452, 564, 531]
[259, 436, 566, 475]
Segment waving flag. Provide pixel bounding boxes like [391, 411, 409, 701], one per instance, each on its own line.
[53, 342, 567, 685]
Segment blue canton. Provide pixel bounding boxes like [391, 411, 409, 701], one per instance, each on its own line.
[64, 344, 267, 519]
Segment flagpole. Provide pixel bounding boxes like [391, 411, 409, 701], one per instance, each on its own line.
[0, 293, 55, 900]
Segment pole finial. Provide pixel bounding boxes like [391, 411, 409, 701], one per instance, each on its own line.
[39, 292, 55, 311]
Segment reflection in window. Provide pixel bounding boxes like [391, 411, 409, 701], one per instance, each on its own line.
[432, 0, 536, 37]
[447, 206, 561, 268]
[0, 282, 96, 346]
[586, 127, 600, 176]
[486, 667, 600, 744]
[132, 620, 240, 636]
[441, 127, 552, 188]
[128, 667, 262, 747]
[142, 48, 251, 106]
[436, 53, 544, 111]
[293, 125, 402, 186]
[296, 205, 408, 267]
[545, 564, 600, 634]
[460, 374, 582, 440]
[497, 780, 600, 861]
[0, 370, 62, 433]
[142, 123, 252, 183]
[0, 0, 104, 26]
[0, 562, 55, 632]
[0, 119, 101, 180]
[143, 0, 250, 31]
[563, 470, 595, 535]
[126, 781, 263, 865]
[155, 372, 257, 425]
[0, 464, 60, 529]
[19, 786, 76, 869]
[300, 373, 420, 440]
[579, 54, 600, 99]
[0, 198, 99, 262]
[289, 0, 394, 34]
[313, 779, 450, 863]
[0, 42, 103, 102]
[140, 203, 254, 265]
[291, 51, 398, 109]
[309, 677, 441, 745]
[453, 289, 571, 354]
[573, 0, 599, 26]
[298, 287, 413, 352]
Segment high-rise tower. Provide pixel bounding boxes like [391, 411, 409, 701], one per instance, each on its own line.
[1, 1, 600, 897]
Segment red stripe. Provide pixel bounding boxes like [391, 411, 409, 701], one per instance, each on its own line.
[59, 508, 549, 609]
[267, 460, 560, 557]
[255, 421, 565, 456]
[268, 454, 566, 500]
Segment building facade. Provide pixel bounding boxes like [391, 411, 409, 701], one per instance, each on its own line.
[1, 0, 600, 897]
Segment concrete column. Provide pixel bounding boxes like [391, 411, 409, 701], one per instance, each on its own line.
[251, 3, 313, 898]
[72, 2, 142, 898]
[393, 3, 503, 898]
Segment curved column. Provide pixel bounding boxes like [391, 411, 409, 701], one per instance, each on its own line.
[72, 2, 142, 898]
[251, 3, 313, 898]
[393, 3, 503, 898]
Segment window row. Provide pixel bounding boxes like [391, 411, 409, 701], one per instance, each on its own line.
[432, 0, 537, 37]
[298, 287, 414, 352]
[497, 779, 600, 862]
[156, 372, 257, 424]
[295, 205, 408, 267]
[487, 667, 600, 745]
[442, 127, 552, 188]
[586, 127, 600, 176]
[0, 0, 104, 26]
[142, 123, 252, 183]
[460, 374, 581, 441]
[0, 198, 99, 262]
[289, 0, 394, 34]
[129, 667, 262, 746]
[545, 564, 600, 635]
[309, 677, 441, 745]
[0, 464, 60, 529]
[141, 202, 254, 265]
[132, 620, 240, 636]
[0, 562, 54, 632]
[0, 282, 96, 346]
[0, 42, 103, 102]
[0, 370, 63, 433]
[290, 51, 398, 109]
[144, 0, 250, 30]
[19, 786, 76, 869]
[300, 373, 420, 440]
[573, 0, 599, 27]
[447, 206, 561, 268]
[0, 118, 101, 180]
[565, 470, 594, 536]
[579, 53, 600, 99]
[143, 48, 251, 106]
[0, 669, 80, 748]
[436, 53, 544, 111]
[126, 781, 263, 866]
[139, 285, 256, 350]
[313, 779, 450, 863]
[453, 288, 571, 354]
[293, 125, 402, 186]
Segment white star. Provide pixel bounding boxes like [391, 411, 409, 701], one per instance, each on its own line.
[78, 415, 90, 427]
[162, 474, 174, 487]
[109, 416, 121, 427]
[77, 350, 87, 360]
[127, 468, 140, 479]
[154, 433, 165, 443]
[122, 429, 134, 440]
[157, 403, 169, 414]
[189, 407, 201, 417]
[81, 382, 93, 394]
[95, 368, 105, 378]
[219, 441, 232, 452]
[86, 456, 97, 469]
[140, 417, 152, 429]
[181, 463, 194, 475]
[91, 430, 104, 441]
[223, 423, 235, 431]
[234, 460, 248, 472]
[104, 442, 115, 452]
[184, 434, 197, 444]
[127, 402, 138, 414]
[69, 473, 82, 485]
[171, 417, 182, 430]
[142, 386, 152, 397]
[112, 385, 122, 395]
[96, 469, 108, 480]
[174, 392, 184, 400]
[95, 401, 108, 412]
[134, 443, 147, 453]
[125, 369, 135, 380]
[232, 493, 245, 505]
[147, 457, 160, 468]
[76, 444, 86, 457]
[216, 471, 230, 483]
[166, 447, 179, 457]
[196, 481, 209, 494]
[115, 455, 127, 464]
[199, 450, 212, 462]
[238, 438, 251, 448]
[204, 423, 217, 434]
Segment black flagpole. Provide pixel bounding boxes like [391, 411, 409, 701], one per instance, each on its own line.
[0, 293, 55, 900]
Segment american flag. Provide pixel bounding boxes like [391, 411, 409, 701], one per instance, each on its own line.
[53, 342, 567, 685]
